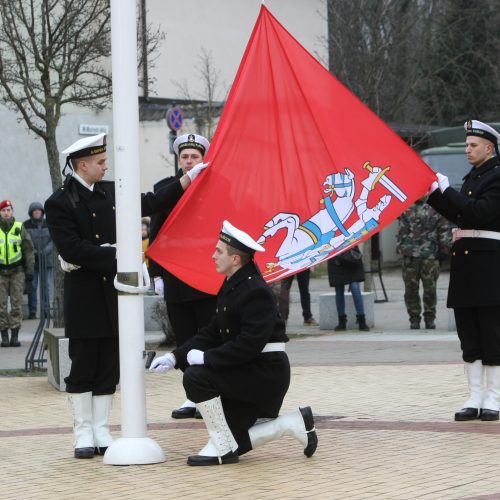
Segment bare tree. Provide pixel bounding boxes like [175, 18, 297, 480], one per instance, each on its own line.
[172, 47, 226, 139]
[326, 0, 500, 126]
[0, 0, 112, 191]
[326, 0, 436, 123]
[0, 0, 164, 189]
[416, 0, 500, 125]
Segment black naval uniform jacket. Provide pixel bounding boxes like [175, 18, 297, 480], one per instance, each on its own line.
[174, 261, 290, 417]
[149, 172, 215, 304]
[45, 176, 184, 339]
[428, 156, 500, 308]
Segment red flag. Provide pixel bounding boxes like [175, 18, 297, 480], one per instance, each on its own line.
[148, 5, 436, 294]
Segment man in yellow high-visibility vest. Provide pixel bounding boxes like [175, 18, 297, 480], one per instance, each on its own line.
[0, 199, 34, 347]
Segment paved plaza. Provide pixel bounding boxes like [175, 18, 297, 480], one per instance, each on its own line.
[1, 270, 500, 499]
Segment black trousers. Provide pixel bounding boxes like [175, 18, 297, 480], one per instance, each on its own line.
[183, 365, 259, 455]
[65, 337, 119, 394]
[454, 307, 500, 365]
[166, 298, 216, 347]
[279, 269, 312, 321]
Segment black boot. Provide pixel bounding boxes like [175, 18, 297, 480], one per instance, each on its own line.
[424, 318, 436, 329]
[10, 328, 20, 347]
[334, 315, 347, 331]
[1, 330, 9, 347]
[356, 314, 370, 332]
[410, 318, 420, 329]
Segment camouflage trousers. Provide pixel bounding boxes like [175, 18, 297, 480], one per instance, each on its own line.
[401, 257, 440, 322]
[0, 268, 25, 330]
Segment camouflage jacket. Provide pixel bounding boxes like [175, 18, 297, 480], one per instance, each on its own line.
[396, 199, 451, 259]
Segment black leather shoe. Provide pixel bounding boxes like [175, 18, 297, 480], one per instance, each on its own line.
[299, 406, 318, 457]
[424, 320, 436, 329]
[171, 406, 197, 419]
[410, 320, 420, 330]
[454, 407, 481, 421]
[74, 447, 95, 459]
[480, 409, 499, 421]
[187, 450, 239, 466]
[94, 446, 108, 455]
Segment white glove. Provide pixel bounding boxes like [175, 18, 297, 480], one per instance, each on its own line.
[187, 349, 205, 366]
[429, 180, 439, 194]
[437, 173, 450, 193]
[186, 162, 210, 182]
[149, 352, 176, 373]
[154, 276, 164, 296]
[58, 255, 80, 272]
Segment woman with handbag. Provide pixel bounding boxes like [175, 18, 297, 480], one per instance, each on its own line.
[327, 246, 370, 331]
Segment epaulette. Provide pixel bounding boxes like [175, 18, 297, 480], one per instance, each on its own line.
[47, 186, 67, 201]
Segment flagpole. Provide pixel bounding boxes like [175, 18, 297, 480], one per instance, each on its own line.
[103, 0, 165, 466]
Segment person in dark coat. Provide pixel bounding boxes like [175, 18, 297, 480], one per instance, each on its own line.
[23, 201, 54, 319]
[150, 220, 318, 466]
[149, 133, 217, 419]
[327, 245, 369, 331]
[428, 119, 500, 422]
[44, 133, 208, 459]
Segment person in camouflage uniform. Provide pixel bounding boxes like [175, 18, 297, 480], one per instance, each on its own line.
[0, 200, 34, 347]
[397, 196, 451, 329]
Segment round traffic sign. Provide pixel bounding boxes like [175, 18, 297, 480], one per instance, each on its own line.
[167, 107, 183, 131]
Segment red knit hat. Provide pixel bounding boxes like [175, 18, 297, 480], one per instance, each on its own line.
[0, 200, 12, 210]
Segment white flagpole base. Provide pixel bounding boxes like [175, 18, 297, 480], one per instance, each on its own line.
[103, 437, 166, 465]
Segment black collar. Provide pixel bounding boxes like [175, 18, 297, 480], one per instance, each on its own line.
[221, 261, 261, 293]
[464, 156, 500, 181]
[68, 177, 107, 200]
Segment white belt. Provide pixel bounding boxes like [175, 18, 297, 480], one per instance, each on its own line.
[452, 228, 500, 242]
[261, 342, 286, 353]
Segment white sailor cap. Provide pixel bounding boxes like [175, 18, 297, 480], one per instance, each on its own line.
[464, 120, 500, 145]
[62, 133, 107, 159]
[173, 133, 210, 156]
[219, 220, 265, 255]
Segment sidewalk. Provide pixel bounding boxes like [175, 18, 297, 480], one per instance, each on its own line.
[2, 270, 500, 499]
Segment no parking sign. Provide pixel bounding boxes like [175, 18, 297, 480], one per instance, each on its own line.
[166, 107, 183, 131]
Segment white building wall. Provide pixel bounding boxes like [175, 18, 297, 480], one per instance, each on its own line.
[146, 0, 327, 98]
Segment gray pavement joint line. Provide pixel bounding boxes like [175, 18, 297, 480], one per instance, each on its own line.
[424, 479, 495, 499]
[459, 495, 500, 500]
[2, 419, 499, 438]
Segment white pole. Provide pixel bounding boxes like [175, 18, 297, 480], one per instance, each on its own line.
[104, 0, 165, 465]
